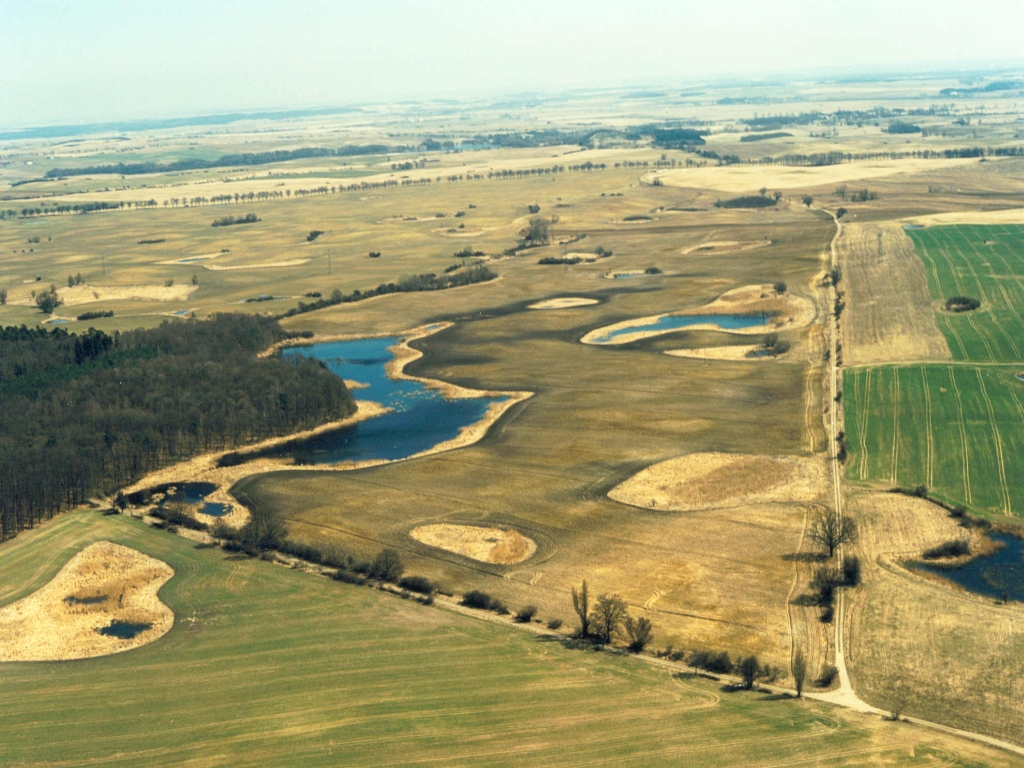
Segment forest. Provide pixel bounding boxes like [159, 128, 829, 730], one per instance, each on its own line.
[0, 315, 354, 541]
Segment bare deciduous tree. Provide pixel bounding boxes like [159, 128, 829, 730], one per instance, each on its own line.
[591, 593, 628, 644]
[623, 614, 654, 653]
[572, 580, 591, 638]
[808, 508, 857, 557]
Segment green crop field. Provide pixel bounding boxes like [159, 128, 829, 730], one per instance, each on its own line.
[907, 224, 1024, 362]
[1, 511, 1015, 766]
[844, 363, 1024, 516]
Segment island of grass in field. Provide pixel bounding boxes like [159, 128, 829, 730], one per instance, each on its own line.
[907, 224, 1024, 363]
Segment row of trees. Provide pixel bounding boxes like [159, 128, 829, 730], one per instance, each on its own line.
[570, 581, 654, 652]
[0, 315, 354, 541]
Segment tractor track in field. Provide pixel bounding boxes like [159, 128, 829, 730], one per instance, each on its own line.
[975, 369, 1012, 514]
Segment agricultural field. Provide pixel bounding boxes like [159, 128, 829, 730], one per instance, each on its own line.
[1, 510, 1018, 767]
[5, 68, 1024, 764]
[844, 363, 1024, 515]
[908, 224, 1024, 362]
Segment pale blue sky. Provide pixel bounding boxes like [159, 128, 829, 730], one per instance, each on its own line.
[2, 0, 1022, 128]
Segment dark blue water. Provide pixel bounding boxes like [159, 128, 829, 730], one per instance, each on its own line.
[593, 313, 770, 343]
[96, 620, 152, 639]
[132, 482, 230, 517]
[272, 338, 504, 464]
[917, 533, 1024, 602]
[613, 273, 642, 279]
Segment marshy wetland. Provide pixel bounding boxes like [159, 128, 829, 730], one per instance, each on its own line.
[4, 70, 1024, 764]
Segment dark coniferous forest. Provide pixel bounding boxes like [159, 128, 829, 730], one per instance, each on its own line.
[0, 315, 354, 540]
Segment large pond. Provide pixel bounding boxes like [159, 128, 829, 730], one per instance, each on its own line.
[267, 337, 505, 465]
[916, 533, 1024, 602]
[592, 313, 770, 344]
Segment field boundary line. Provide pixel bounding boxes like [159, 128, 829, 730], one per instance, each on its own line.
[859, 369, 871, 481]
[948, 366, 972, 504]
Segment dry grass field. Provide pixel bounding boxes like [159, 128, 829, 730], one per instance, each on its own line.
[5, 75, 1024, 761]
[844, 491, 1024, 743]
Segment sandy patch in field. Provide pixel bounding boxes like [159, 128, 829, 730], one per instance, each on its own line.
[609, 452, 826, 511]
[664, 344, 786, 361]
[907, 208, 1024, 226]
[203, 259, 309, 271]
[528, 297, 600, 309]
[432, 227, 488, 237]
[582, 284, 814, 345]
[54, 283, 198, 306]
[680, 239, 772, 255]
[410, 524, 537, 564]
[644, 157, 978, 194]
[157, 252, 222, 266]
[603, 270, 647, 280]
[0, 542, 174, 662]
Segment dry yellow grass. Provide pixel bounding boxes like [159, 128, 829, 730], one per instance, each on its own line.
[665, 344, 786, 361]
[844, 491, 1024, 742]
[680, 239, 772, 255]
[527, 297, 600, 309]
[646, 158, 978, 194]
[609, 452, 827, 511]
[409, 524, 537, 564]
[0, 541, 173, 661]
[839, 222, 950, 365]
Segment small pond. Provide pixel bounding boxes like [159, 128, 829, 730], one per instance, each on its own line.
[915, 533, 1024, 602]
[903, 224, 925, 230]
[266, 337, 505, 465]
[613, 273, 643, 279]
[97, 620, 152, 639]
[130, 481, 231, 517]
[593, 313, 771, 343]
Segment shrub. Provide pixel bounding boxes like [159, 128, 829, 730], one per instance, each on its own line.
[945, 295, 981, 312]
[306, 230, 324, 242]
[644, 266, 662, 274]
[77, 310, 114, 321]
[738, 655, 760, 689]
[397, 575, 434, 594]
[546, 618, 563, 630]
[811, 566, 840, 606]
[333, 570, 366, 585]
[368, 549, 404, 583]
[690, 649, 733, 674]
[820, 605, 834, 623]
[514, 605, 538, 623]
[817, 665, 838, 687]
[461, 590, 495, 610]
[150, 503, 209, 532]
[843, 555, 862, 586]
[922, 540, 970, 559]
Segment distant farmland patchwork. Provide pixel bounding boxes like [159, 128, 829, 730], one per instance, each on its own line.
[846, 224, 1024, 517]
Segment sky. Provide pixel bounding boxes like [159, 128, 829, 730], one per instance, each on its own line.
[2, 0, 1022, 128]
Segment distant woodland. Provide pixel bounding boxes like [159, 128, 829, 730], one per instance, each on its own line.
[0, 315, 354, 540]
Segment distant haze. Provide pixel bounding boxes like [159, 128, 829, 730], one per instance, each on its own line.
[2, 0, 1022, 128]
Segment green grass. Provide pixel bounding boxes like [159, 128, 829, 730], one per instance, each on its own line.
[908, 224, 1024, 362]
[0, 511, 1013, 766]
[844, 363, 1024, 516]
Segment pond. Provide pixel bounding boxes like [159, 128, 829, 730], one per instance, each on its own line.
[97, 620, 152, 639]
[266, 337, 505, 465]
[902, 224, 925, 230]
[915, 533, 1024, 602]
[129, 481, 231, 517]
[591, 313, 771, 344]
